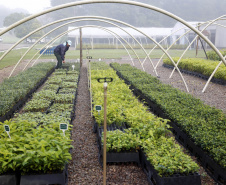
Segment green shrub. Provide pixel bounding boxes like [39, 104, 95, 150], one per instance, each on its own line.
[163, 57, 226, 81]
[111, 62, 226, 168]
[0, 120, 72, 174]
[0, 62, 55, 117]
[207, 49, 226, 61]
[91, 62, 199, 176]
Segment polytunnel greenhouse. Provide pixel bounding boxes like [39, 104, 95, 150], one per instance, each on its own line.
[0, 0, 225, 185]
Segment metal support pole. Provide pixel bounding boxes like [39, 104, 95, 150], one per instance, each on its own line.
[199, 37, 208, 59]
[88, 57, 93, 117]
[202, 60, 224, 92]
[97, 77, 113, 185]
[103, 82, 107, 185]
[80, 28, 83, 67]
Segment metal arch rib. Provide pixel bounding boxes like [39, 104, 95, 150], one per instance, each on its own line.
[0, 0, 225, 67]
[2, 14, 189, 91]
[10, 18, 144, 77]
[30, 25, 140, 69]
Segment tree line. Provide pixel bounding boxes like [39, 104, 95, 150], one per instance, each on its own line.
[2, 0, 226, 38]
[50, 0, 226, 27]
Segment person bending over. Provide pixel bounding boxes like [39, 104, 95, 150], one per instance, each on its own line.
[54, 40, 72, 68]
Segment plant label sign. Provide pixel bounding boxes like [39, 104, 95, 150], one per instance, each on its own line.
[4, 125, 11, 139]
[4, 125, 10, 132]
[60, 123, 68, 136]
[72, 65, 75, 71]
[95, 105, 102, 111]
[95, 105, 102, 115]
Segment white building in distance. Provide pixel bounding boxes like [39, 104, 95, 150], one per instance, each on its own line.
[171, 20, 226, 49]
[67, 26, 172, 48]
[67, 20, 226, 49]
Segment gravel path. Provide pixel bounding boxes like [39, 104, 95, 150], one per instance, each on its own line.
[68, 60, 148, 185]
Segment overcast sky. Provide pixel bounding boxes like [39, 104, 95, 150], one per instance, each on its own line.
[0, 0, 51, 14]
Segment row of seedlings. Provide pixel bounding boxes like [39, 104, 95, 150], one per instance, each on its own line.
[110, 62, 226, 184]
[89, 62, 201, 185]
[163, 57, 226, 85]
[0, 62, 55, 122]
[0, 63, 80, 185]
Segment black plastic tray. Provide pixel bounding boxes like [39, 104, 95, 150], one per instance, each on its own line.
[0, 172, 20, 185]
[20, 167, 67, 185]
[98, 149, 140, 166]
[140, 150, 201, 185]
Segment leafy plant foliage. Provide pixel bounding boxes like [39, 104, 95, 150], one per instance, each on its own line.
[206, 49, 226, 61]
[0, 62, 55, 117]
[111, 62, 226, 168]
[163, 57, 226, 81]
[91, 62, 199, 176]
[0, 62, 80, 175]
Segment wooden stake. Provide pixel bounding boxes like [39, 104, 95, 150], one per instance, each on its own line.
[80, 28, 83, 67]
[196, 23, 200, 57]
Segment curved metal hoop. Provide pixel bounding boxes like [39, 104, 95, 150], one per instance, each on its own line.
[169, 15, 226, 78]
[0, 0, 225, 66]
[9, 18, 146, 77]
[30, 25, 143, 69]
[30, 25, 138, 69]
[1, 14, 189, 91]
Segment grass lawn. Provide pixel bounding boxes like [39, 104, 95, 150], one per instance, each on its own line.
[0, 46, 207, 70]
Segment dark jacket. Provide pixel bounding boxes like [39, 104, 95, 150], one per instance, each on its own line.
[54, 44, 69, 60]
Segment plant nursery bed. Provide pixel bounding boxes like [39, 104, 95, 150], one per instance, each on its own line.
[93, 118, 139, 165]
[140, 150, 201, 185]
[134, 92, 226, 184]
[95, 121, 128, 147]
[20, 167, 68, 185]
[162, 63, 226, 85]
[0, 172, 20, 185]
[113, 67, 226, 184]
[0, 67, 55, 123]
[168, 121, 226, 184]
[114, 70, 165, 117]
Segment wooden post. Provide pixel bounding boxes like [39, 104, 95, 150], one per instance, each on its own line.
[196, 23, 200, 57]
[80, 28, 83, 67]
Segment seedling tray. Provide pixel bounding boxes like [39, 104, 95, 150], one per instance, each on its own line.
[137, 91, 226, 184]
[96, 122, 128, 147]
[140, 151, 201, 185]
